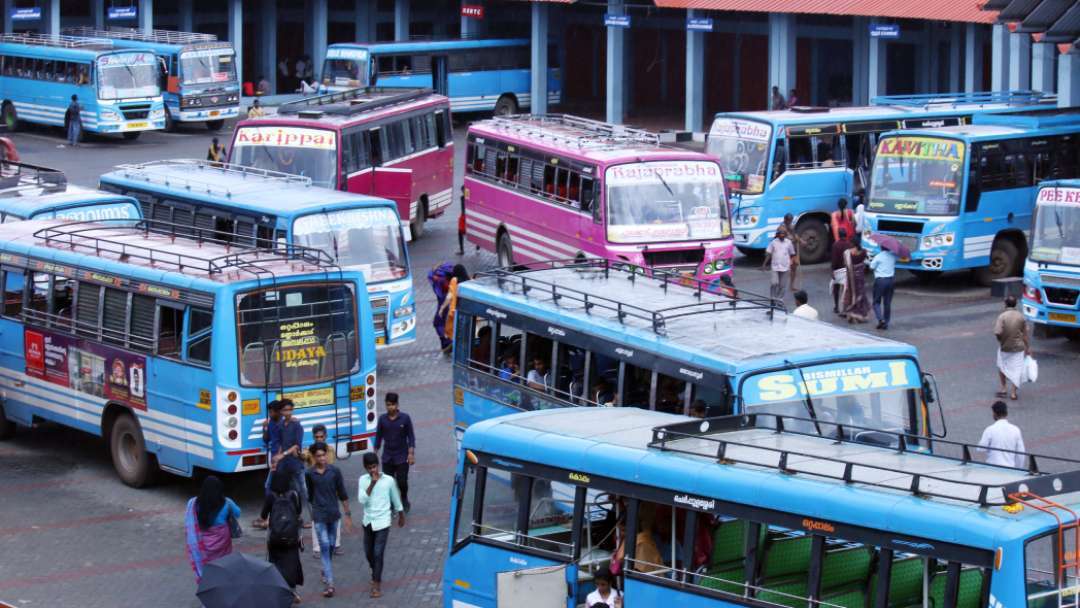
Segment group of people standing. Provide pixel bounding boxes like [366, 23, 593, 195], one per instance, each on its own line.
[184, 394, 415, 602]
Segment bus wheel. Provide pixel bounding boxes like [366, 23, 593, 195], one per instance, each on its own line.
[497, 232, 514, 268]
[795, 219, 829, 264]
[109, 413, 155, 488]
[163, 109, 176, 132]
[0, 402, 15, 440]
[2, 103, 17, 132]
[410, 200, 427, 240]
[205, 119, 225, 131]
[494, 95, 518, 116]
[974, 239, 1019, 287]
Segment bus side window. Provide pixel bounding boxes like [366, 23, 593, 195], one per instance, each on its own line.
[158, 303, 183, 359]
[400, 118, 415, 155]
[187, 308, 213, 365]
[75, 282, 101, 339]
[468, 316, 494, 372]
[495, 152, 507, 183]
[495, 322, 524, 382]
[27, 272, 49, 315]
[368, 128, 383, 167]
[580, 177, 595, 212]
[542, 163, 557, 196]
[426, 112, 440, 149]
[130, 294, 155, 352]
[470, 142, 484, 173]
[620, 362, 651, 409]
[553, 341, 585, 402]
[654, 372, 688, 415]
[101, 288, 129, 346]
[505, 154, 519, 184]
[2, 269, 24, 318]
[690, 381, 730, 417]
[788, 136, 813, 170]
[50, 276, 74, 328]
[772, 139, 787, 182]
[1053, 135, 1078, 179]
[523, 331, 553, 392]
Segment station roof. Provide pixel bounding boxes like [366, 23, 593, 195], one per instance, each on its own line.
[983, 0, 1080, 48]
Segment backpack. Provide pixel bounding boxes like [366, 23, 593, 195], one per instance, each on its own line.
[428, 262, 455, 301]
[268, 491, 299, 548]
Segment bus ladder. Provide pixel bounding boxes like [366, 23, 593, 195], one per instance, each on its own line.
[327, 333, 355, 460]
[1009, 492, 1080, 608]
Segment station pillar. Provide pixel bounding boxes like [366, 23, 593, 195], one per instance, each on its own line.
[394, 0, 409, 41]
[3, 0, 11, 33]
[261, 0, 277, 93]
[949, 25, 962, 92]
[138, 0, 152, 33]
[767, 13, 795, 108]
[228, 0, 242, 85]
[1032, 42, 1056, 93]
[461, 1, 482, 38]
[92, 0, 105, 29]
[1060, 52, 1080, 108]
[851, 17, 868, 106]
[45, 0, 59, 35]
[964, 23, 983, 92]
[991, 23, 1010, 92]
[530, 2, 548, 115]
[355, 0, 375, 42]
[311, 0, 328, 84]
[867, 33, 886, 100]
[685, 9, 704, 131]
[605, 0, 626, 124]
[1008, 32, 1031, 91]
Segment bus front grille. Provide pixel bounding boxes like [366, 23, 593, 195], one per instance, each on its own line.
[121, 106, 150, 120]
[370, 296, 390, 310]
[1044, 286, 1080, 307]
[643, 248, 705, 269]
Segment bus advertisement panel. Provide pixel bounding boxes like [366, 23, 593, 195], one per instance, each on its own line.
[1023, 181, 1080, 338]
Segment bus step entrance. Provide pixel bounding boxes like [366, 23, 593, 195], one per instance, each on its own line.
[1009, 492, 1080, 608]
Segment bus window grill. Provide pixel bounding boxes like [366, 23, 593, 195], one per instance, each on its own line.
[646, 413, 1080, 507]
[277, 87, 435, 117]
[61, 26, 218, 45]
[116, 160, 312, 198]
[475, 259, 784, 337]
[488, 114, 661, 150]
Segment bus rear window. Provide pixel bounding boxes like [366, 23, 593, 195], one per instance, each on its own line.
[236, 283, 358, 388]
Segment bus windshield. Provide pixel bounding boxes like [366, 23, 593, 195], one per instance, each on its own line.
[869, 136, 965, 216]
[706, 118, 773, 195]
[323, 59, 367, 88]
[293, 207, 408, 283]
[237, 282, 358, 388]
[97, 53, 160, 100]
[605, 160, 730, 244]
[232, 126, 338, 189]
[1031, 187, 1080, 265]
[740, 359, 922, 440]
[180, 48, 237, 86]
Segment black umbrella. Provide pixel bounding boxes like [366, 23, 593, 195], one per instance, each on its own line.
[197, 552, 293, 608]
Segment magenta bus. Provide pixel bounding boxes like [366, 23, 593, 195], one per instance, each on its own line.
[228, 87, 454, 239]
[464, 114, 733, 285]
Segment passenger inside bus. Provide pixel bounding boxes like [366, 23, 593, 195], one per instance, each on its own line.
[526, 355, 550, 391]
[593, 377, 615, 406]
[471, 325, 492, 370]
[498, 352, 520, 383]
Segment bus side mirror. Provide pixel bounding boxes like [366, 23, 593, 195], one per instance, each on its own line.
[922, 372, 947, 438]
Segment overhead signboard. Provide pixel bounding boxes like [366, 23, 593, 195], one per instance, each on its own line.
[869, 24, 900, 39]
[11, 7, 41, 21]
[107, 6, 138, 19]
[687, 17, 713, 32]
[460, 5, 484, 19]
[604, 13, 630, 28]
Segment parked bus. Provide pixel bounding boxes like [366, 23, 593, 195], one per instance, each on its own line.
[228, 87, 453, 239]
[320, 38, 561, 115]
[0, 218, 377, 486]
[63, 27, 239, 131]
[708, 92, 1055, 262]
[863, 109, 1080, 284]
[451, 260, 945, 445]
[465, 114, 734, 287]
[1023, 179, 1080, 339]
[0, 33, 164, 139]
[446, 406, 1080, 607]
[0, 161, 141, 222]
[99, 159, 417, 349]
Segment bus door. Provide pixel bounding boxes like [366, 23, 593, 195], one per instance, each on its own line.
[432, 55, 449, 97]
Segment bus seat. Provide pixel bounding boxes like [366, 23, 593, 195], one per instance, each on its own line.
[868, 556, 923, 608]
[820, 546, 872, 592]
[710, 519, 748, 568]
[700, 565, 746, 595]
[761, 535, 813, 581]
[928, 568, 985, 608]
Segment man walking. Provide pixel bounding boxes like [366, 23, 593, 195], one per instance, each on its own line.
[357, 452, 405, 599]
[374, 392, 415, 513]
[977, 401, 1026, 467]
[830, 228, 853, 314]
[762, 228, 796, 303]
[782, 213, 801, 291]
[64, 95, 82, 147]
[274, 399, 308, 527]
[870, 248, 896, 330]
[303, 424, 342, 557]
[994, 295, 1030, 401]
[253, 400, 284, 529]
[306, 442, 352, 598]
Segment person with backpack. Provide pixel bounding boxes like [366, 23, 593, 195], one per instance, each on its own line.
[260, 470, 304, 604]
[64, 95, 82, 148]
[305, 442, 351, 598]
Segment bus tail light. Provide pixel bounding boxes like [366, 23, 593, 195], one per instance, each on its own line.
[347, 438, 369, 453]
[1023, 285, 1042, 304]
[217, 387, 242, 448]
[242, 454, 268, 467]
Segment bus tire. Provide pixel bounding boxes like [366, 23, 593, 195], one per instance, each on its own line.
[795, 219, 829, 264]
[0, 402, 15, 440]
[410, 199, 427, 240]
[205, 119, 225, 131]
[497, 232, 514, 268]
[494, 95, 518, 116]
[122, 131, 141, 141]
[164, 109, 176, 132]
[974, 238, 1020, 287]
[109, 413, 156, 488]
[2, 102, 17, 132]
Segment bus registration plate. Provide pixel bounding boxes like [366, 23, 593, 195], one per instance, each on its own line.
[127, 122, 148, 129]
[276, 387, 333, 409]
[1049, 312, 1076, 323]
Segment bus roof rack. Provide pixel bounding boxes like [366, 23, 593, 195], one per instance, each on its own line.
[276, 87, 434, 117]
[62, 26, 219, 45]
[649, 413, 1080, 506]
[789, 105, 831, 113]
[487, 114, 661, 149]
[871, 90, 1057, 109]
[475, 259, 784, 336]
[114, 159, 312, 197]
[0, 161, 67, 196]
[33, 219, 339, 276]
[0, 33, 113, 49]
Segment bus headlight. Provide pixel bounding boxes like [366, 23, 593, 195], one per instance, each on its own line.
[921, 233, 955, 250]
[100, 110, 121, 122]
[150, 107, 165, 119]
[735, 214, 758, 226]
[393, 305, 414, 318]
[226, 94, 239, 103]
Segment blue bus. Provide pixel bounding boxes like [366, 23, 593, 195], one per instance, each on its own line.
[99, 159, 417, 349]
[451, 260, 945, 445]
[446, 406, 1080, 608]
[0, 161, 141, 222]
[0, 33, 164, 139]
[1023, 179, 1080, 339]
[863, 109, 1080, 284]
[0, 218, 377, 486]
[320, 38, 561, 115]
[63, 27, 239, 131]
[708, 92, 1055, 263]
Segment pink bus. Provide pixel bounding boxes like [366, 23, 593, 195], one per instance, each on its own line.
[464, 114, 733, 286]
[228, 87, 454, 238]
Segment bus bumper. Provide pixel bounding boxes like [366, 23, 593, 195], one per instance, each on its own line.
[732, 222, 778, 250]
[96, 119, 165, 133]
[178, 106, 240, 122]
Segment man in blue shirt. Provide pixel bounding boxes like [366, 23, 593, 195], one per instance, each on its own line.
[253, 400, 284, 529]
[870, 249, 897, 330]
[373, 392, 415, 512]
[274, 399, 309, 526]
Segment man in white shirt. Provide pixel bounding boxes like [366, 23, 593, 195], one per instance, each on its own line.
[977, 401, 1026, 468]
[762, 228, 796, 303]
[526, 356, 550, 391]
[792, 290, 819, 320]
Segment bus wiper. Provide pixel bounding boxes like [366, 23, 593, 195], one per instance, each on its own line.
[638, 156, 675, 198]
[785, 359, 823, 436]
[1054, 204, 1064, 239]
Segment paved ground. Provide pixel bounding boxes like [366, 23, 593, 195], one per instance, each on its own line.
[0, 118, 1078, 607]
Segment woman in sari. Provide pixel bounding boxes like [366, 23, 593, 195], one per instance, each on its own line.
[185, 476, 241, 582]
[439, 264, 470, 354]
[842, 237, 871, 323]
